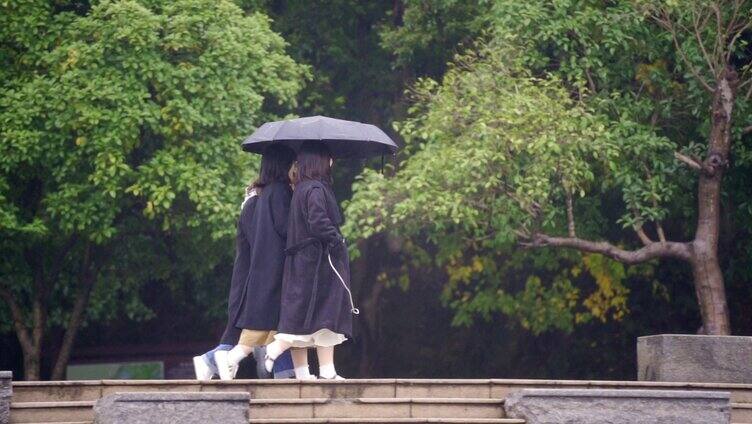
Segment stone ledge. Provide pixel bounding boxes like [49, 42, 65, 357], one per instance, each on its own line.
[508, 388, 729, 399]
[638, 334, 752, 384]
[247, 420, 525, 423]
[12, 378, 752, 389]
[104, 391, 249, 402]
[93, 391, 249, 424]
[247, 419, 525, 423]
[505, 388, 731, 424]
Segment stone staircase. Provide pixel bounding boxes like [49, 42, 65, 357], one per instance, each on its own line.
[9, 378, 752, 423]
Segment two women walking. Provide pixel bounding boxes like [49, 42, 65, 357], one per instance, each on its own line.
[194, 115, 397, 381]
[194, 141, 354, 380]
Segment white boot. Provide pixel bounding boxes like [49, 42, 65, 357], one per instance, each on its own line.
[318, 363, 344, 380]
[193, 356, 214, 381]
[217, 346, 251, 380]
[215, 350, 238, 381]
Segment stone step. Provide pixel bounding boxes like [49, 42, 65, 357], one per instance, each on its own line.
[248, 419, 525, 423]
[10, 401, 94, 424]
[10, 379, 752, 423]
[733, 402, 752, 422]
[12, 378, 752, 403]
[14, 420, 525, 424]
[248, 398, 506, 420]
[10, 397, 751, 423]
[9, 398, 508, 423]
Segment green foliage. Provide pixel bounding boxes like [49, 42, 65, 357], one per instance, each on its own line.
[379, 0, 493, 78]
[346, 0, 752, 334]
[344, 38, 660, 332]
[0, 0, 306, 333]
[259, 1, 395, 121]
[489, 0, 657, 91]
[349, 42, 608, 236]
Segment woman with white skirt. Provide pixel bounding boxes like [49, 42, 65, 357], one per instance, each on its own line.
[263, 141, 357, 380]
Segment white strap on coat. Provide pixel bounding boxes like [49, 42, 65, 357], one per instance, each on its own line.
[327, 252, 360, 315]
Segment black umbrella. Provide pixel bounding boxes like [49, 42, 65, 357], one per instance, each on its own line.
[242, 115, 397, 159]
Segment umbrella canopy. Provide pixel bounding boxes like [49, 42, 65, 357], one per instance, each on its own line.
[242, 116, 397, 159]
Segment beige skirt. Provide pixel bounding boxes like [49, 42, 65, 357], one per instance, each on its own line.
[238, 329, 276, 347]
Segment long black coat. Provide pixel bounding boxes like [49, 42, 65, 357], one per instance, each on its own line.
[277, 180, 354, 338]
[233, 181, 292, 331]
[219, 194, 258, 345]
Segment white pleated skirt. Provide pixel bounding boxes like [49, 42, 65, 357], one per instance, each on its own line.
[274, 329, 347, 348]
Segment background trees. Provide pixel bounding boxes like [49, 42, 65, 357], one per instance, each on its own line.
[2, 0, 751, 380]
[345, 0, 752, 337]
[0, 0, 306, 380]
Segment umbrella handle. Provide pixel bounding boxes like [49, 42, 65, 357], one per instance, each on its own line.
[328, 253, 360, 315]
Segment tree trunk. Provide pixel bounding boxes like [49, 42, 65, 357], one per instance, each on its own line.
[50, 276, 95, 380]
[689, 66, 738, 335]
[689, 247, 729, 335]
[51, 244, 95, 380]
[22, 347, 42, 381]
[691, 156, 730, 335]
[0, 288, 45, 380]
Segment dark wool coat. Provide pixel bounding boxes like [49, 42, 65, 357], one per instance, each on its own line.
[219, 194, 258, 345]
[277, 180, 354, 338]
[233, 181, 292, 331]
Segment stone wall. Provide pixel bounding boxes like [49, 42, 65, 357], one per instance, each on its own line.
[0, 371, 11, 424]
[505, 388, 730, 424]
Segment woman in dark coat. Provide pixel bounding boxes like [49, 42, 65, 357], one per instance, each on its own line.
[263, 141, 358, 380]
[192, 191, 259, 380]
[196, 144, 295, 380]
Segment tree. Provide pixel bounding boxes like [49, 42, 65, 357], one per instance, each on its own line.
[0, 0, 307, 380]
[378, 0, 492, 80]
[513, 0, 752, 335]
[345, 0, 752, 336]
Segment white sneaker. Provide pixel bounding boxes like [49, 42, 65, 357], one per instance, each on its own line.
[319, 374, 345, 380]
[193, 356, 214, 381]
[215, 350, 238, 380]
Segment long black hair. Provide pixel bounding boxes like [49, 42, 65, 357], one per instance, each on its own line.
[247, 144, 295, 195]
[296, 141, 332, 185]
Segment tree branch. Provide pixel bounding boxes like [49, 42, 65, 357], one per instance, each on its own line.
[51, 275, 96, 380]
[691, 6, 717, 76]
[584, 68, 597, 93]
[522, 233, 691, 264]
[51, 243, 96, 380]
[0, 286, 34, 354]
[712, 3, 724, 69]
[674, 151, 703, 171]
[633, 224, 653, 246]
[656, 222, 667, 243]
[31, 296, 45, 353]
[630, 210, 652, 246]
[565, 189, 576, 237]
[653, 10, 715, 93]
[49, 234, 78, 282]
[742, 125, 752, 135]
[726, 20, 750, 62]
